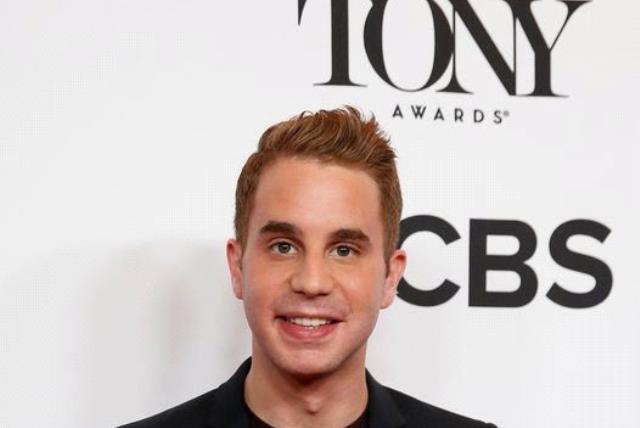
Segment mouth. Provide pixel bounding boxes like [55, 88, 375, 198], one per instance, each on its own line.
[276, 315, 342, 341]
[280, 316, 338, 329]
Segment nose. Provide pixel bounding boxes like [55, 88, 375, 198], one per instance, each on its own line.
[290, 253, 334, 296]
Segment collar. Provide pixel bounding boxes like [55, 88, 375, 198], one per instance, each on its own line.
[205, 358, 251, 427]
[365, 370, 406, 428]
[206, 358, 406, 428]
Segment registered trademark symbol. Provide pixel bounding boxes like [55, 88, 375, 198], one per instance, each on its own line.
[503, 110, 510, 117]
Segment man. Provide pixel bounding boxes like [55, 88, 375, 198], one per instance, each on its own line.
[119, 107, 496, 427]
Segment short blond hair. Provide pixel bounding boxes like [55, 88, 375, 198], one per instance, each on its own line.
[234, 106, 402, 260]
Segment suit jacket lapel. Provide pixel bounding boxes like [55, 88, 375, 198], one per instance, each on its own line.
[366, 371, 407, 428]
[205, 358, 252, 428]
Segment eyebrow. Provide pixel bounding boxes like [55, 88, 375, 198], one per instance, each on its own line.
[259, 221, 302, 236]
[330, 228, 371, 245]
[258, 222, 371, 245]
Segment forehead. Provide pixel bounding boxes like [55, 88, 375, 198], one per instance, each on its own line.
[248, 157, 383, 241]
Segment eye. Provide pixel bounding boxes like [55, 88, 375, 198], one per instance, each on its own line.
[271, 241, 297, 255]
[332, 245, 355, 257]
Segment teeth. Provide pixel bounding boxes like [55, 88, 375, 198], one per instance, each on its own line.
[286, 317, 333, 328]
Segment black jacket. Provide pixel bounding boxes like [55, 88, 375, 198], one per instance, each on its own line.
[118, 359, 496, 428]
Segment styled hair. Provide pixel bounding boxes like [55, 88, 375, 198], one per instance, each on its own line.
[234, 106, 402, 260]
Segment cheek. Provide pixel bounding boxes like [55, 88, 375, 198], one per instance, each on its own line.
[337, 266, 387, 311]
[241, 258, 290, 307]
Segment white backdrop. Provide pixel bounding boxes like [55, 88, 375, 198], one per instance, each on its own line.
[1, 1, 638, 427]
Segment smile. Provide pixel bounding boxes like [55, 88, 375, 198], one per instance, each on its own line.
[285, 317, 336, 328]
[277, 315, 341, 342]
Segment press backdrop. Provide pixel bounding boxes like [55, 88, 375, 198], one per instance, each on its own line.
[1, 1, 638, 427]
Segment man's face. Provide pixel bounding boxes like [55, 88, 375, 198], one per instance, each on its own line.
[227, 157, 406, 377]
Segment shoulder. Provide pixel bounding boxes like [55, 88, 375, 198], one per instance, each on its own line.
[384, 386, 497, 428]
[116, 359, 250, 428]
[116, 388, 218, 428]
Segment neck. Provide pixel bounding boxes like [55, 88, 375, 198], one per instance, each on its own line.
[244, 345, 368, 428]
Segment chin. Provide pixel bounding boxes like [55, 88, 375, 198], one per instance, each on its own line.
[281, 362, 342, 382]
[272, 342, 367, 382]
[277, 350, 342, 378]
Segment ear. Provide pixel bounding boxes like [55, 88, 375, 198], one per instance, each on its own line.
[381, 249, 406, 309]
[226, 239, 244, 300]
